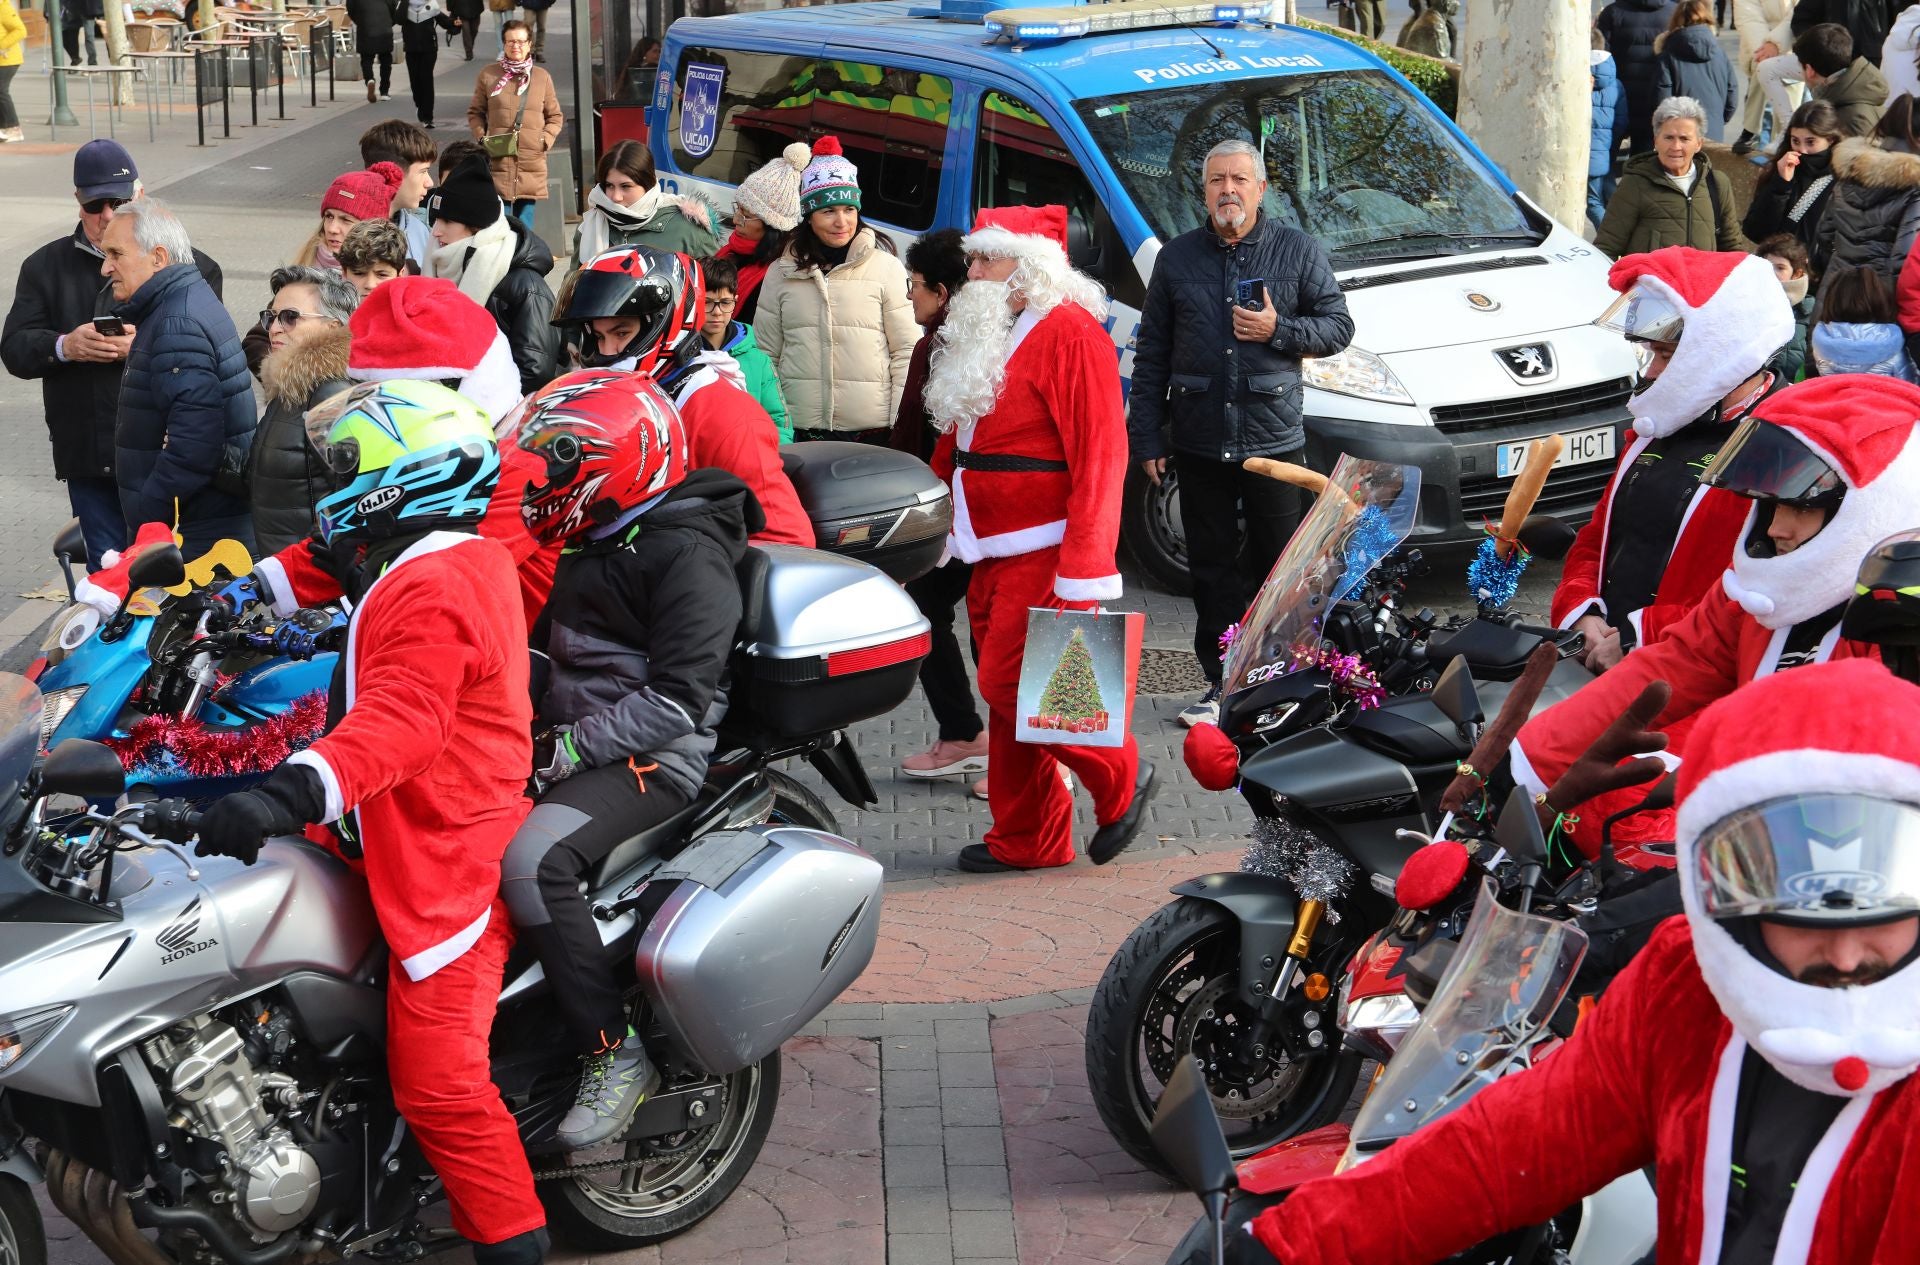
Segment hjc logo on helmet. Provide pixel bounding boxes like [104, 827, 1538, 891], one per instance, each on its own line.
[357, 485, 405, 515]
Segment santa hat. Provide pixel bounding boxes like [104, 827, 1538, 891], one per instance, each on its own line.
[1719, 375, 1920, 628]
[344, 276, 524, 423]
[798, 137, 860, 216]
[1607, 248, 1793, 439]
[962, 204, 1070, 272]
[73, 521, 179, 618]
[1677, 659, 1920, 1098]
[322, 161, 405, 223]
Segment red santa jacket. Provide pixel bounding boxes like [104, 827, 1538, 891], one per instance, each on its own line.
[1549, 433, 1750, 647]
[1253, 917, 1920, 1265]
[668, 363, 812, 547]
[1515, 587, 1878, 854]
[930, 302, 1126, 601]
[287, 532, 531, 982]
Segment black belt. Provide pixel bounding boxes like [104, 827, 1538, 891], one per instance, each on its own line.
[953, 450, 1069, 472]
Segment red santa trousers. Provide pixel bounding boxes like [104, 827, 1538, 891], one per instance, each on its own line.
[969, 547, 1139, 868]
[385, 899, 546, 1246]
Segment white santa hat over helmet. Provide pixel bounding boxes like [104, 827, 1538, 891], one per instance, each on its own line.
[1677, 659, 1920, 1098]
[961, 204, 1108, 320]
[1708, 375, 1920, 629]
[1600, 248, 1794, 439]
[345, 276, 525, 426]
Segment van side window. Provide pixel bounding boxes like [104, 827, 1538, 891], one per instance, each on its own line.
[668, 46, 819, 185]
[812, 60, 949, 231]
[973, 90, 1143, 311]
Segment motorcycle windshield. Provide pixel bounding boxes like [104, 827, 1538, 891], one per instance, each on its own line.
[1219, 456, 1422, 697]
[0, 673, 43, 807]
[1348, 880, 1587, 1154]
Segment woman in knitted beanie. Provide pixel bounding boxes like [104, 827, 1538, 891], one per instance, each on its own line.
[716, 141, 808, 321]
[755, 136, 918, 443]
[297, 162, 407, 271]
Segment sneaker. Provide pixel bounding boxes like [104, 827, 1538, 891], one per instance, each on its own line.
[380, 92, 392, 100]
[0, 128, 22, 143]
[972, 775, 989, 801]
[1178, 684, 1221, 729]
[1731, 130, 1756, 156]
[555, 1028, 659, 1150]
[902, 736, 989, 779]
[972, 765, 1071, 801]
[365, 80, 376, 102]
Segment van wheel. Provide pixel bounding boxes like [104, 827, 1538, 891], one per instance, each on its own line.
[764, 770, 838, 833]
[1121, 463, 1191, 595]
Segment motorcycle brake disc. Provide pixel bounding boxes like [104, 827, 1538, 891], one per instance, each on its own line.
[1173, 975, 1307, 1121]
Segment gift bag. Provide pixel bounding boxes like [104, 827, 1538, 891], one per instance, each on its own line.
[1017, 608, 1143, 748]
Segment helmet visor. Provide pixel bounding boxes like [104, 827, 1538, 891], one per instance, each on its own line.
[552, 266, 673, 327]
[1594, 285, 1686, 344]
[304, 383, 378, 483]
[1700, 414, 1846, 505]
[1696, 793, 1920, 925]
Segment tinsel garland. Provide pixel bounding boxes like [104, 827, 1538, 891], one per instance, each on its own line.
[1467, 530, 1531, 609]
[1239, 816, 1356, 922]
[1340, 506, 1401, 590]
[106, 691, 329, 781]
[1217, 626, 1385, 712]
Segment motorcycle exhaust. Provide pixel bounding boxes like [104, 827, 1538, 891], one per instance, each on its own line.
[42, 1149, 171, 1265]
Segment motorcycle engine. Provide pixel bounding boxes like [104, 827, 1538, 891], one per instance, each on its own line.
[142, 1014, 321, 1240]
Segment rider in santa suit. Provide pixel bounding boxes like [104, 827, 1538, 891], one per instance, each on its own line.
[923, 204, 1153, 872]
[1247, 657, 1920, 1265]
[1513, 374, 1920, 854]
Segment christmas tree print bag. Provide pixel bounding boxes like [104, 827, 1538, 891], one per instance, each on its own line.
[1017, 608, 1143, 748]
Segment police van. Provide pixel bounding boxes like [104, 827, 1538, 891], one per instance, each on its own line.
[646, 0, 1637, 590]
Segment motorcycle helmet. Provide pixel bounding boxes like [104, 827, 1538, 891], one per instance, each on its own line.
[1701, 409, 1848, 565]
[515, 369, 688, 545]
[551, 246, 704, 375]
[304, 380, 500, 545]
[1842, 529, 1920, 683]
[1593, 281, 1687, 346]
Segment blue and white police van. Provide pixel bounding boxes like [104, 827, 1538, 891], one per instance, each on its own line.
[646, 0, 1637, 589]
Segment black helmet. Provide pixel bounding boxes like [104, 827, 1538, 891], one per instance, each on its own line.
[1701, 412, 1848, 560]
[552, 246, 704, 373]
[1843, 530, 1920, 682]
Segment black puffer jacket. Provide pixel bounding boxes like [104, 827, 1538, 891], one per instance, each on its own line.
[346, 0, 395, 54]
[251, 324, 349, 556]
[1127, 214, 1353, 464]
[487, 216, 560, 396]
[1741, 147, 1838, 249]
[1, 228, 221, 481]
[397, 0, 457, 55]
[535, 469, 763, 798]
[1598, 0, 1679, 155]
[1791, 0, 1887, 66]
[1811, 138, 1920, 300]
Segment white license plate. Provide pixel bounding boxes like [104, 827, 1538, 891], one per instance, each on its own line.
[1496, 425, 1615, 478]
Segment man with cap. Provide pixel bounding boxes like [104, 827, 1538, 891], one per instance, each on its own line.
[1239, 657, 1920, 1265]
[923, 204, 1153, 872]
[2, 141, 223, 566]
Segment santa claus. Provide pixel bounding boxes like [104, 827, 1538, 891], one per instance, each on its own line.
[924, 205, 1153, 872]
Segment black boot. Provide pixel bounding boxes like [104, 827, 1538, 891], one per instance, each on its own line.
[1731, 130, 1757, 156]
[473, 1227, 549, 1265]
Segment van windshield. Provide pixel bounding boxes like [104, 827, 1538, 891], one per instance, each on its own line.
[1075, 71, 1540, 262]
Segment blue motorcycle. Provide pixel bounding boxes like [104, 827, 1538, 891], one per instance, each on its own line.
[28, 520, 336, 801]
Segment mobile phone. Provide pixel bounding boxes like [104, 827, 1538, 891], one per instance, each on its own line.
[1235, 278, 1266, 311]
[92, 317, 127, 337]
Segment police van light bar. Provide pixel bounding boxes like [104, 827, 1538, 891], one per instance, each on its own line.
[982, 0, 1277, 40]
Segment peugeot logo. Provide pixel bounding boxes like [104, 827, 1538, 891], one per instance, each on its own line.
[1495, 343, 1557, 385]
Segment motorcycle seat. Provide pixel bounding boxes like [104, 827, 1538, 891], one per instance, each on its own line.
[583, 788, 716, 890]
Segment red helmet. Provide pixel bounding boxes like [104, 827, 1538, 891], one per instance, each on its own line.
[515, 369, 688, 544]
[552, 246, 705, 376]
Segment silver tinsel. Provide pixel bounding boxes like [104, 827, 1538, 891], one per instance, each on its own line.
[1240, 817, 1356, 923]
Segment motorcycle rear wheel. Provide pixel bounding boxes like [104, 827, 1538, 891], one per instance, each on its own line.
[1085, 897, 1361, 1179]
[0, 1176, 47, 1265]
[764, 769, 838, 832]
[538, 1052, 783, 1249]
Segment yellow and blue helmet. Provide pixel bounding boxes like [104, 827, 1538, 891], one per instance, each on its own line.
[303, 380, 499, 545]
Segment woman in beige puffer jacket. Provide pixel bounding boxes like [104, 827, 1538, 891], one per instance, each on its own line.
[756, 138, 918, 440]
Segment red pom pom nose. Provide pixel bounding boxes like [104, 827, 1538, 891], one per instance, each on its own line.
[1834, 1057, 1871, 1092]
[1395, 842, 1471, 912]
[1182, 722, 1239, 791]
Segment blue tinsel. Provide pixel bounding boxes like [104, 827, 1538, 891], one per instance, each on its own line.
[1467, 535, 1530, 608]
[1338, 506, 1400, 595]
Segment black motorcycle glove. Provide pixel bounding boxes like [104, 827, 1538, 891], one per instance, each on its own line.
[196, 763, 327, 865]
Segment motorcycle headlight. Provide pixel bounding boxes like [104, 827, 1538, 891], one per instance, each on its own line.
[0, 1005, 73, 1075]
[38, 685, 89, 749]
[1342, 993, 1420, 1055]
[1301, 347, 1414, 405]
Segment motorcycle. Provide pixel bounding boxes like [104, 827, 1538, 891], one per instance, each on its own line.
[0, 535, 937, 1262]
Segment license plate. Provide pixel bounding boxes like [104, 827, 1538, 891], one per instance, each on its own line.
[1496, 425, 1615, 478]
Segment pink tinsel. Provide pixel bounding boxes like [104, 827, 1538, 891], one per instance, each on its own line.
[106, 691, 329, 779]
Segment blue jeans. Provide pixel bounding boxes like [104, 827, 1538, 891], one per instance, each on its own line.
[511, 198, 537, 227]
[67, 477, 129, 570]
[1586, 172, 1617, 229]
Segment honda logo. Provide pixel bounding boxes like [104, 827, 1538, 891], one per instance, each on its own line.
[157, 897, 219, 965]
[1495, 343, 1556, 384]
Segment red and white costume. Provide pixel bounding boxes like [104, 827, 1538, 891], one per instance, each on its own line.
[1517, 376, 1920, 847]
[1256, 660, 1920, 1265]
[926, 205, 1137, 868]
[665, 357, 814, 547]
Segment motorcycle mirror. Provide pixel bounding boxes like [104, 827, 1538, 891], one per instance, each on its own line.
[1429, 656, 1483, 730]
[1635, 772, 1678, 814]
[127, 545, 187, 593]
[1151, 1055, 1238, 1199]
[1516, 514, 1579, 563]
[1494, 784, 1550, 865]
[39, 739, 126, 800]
[52, 518, 85, 601]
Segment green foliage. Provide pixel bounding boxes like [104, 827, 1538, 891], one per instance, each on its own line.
[1038, 628, 1106, 720]
[1298, 18, 1460, 118]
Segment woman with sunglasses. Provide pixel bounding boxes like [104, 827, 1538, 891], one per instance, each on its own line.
[250, 267, 358, 554]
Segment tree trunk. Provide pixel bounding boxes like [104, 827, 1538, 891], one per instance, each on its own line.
[1457, 0, 1589, 230]
[102, 0, 131, 105]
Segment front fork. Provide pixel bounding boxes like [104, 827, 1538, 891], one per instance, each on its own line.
[1241, 898, 1330, 1065]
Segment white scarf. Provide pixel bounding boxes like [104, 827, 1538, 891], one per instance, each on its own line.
[574, 184, 664, 265]
[404, 0, 444, 23]
[431, 216, 516, 306]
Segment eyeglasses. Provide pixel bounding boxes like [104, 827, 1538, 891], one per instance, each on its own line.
[732, 205, 760, 222]
[259, 308, 326, 330]
[704, 296, 736, 310]
[81, 197, 129, 216]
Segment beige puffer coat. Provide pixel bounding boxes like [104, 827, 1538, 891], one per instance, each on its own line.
[756, 228, 918, 435]
[467, 64, 564, 204]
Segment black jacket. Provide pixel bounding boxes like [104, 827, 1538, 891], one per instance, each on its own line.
[251, 324, 349, 555]
[1810, 137, 1920, 299]
[2, 228, 222, 482]
[396, 0, 458, 55]
[1741, 147, 1837, 248]
[1128, 214, 1353, 464]
[114, 263, 256, 531]
[1791, 0, 1887, 65]
[1598, 0, 1679, 154]
[486, 216, 560, 396]
[535, 469, 762, 798]
[346, 0, 395, 55]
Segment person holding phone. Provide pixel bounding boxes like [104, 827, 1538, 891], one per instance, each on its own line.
[1125, 137, 1354, 728]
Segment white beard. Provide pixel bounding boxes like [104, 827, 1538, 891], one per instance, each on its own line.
[1213, 201, 1247, 231]
[924, 280, 1018, 435]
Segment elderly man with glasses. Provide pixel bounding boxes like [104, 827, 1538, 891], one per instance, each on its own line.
[2, 141, 224, 567]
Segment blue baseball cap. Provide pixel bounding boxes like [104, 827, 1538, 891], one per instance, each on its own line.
[74, 140, 139, 202]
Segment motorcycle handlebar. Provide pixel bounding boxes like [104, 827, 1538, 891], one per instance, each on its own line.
[140, 799, 204, 844]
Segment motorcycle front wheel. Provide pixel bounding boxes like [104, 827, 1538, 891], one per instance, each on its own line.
[537, 1052, 783, 1249]
[0, 1176, 47, 1265]
[1085, 897, 1361, 1179]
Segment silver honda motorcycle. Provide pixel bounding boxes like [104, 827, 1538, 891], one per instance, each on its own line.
[0, 541, 933, 1265]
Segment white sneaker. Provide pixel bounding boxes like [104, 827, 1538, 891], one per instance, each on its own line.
[1178, 684, 1221, 729]
[0, 128, 23, 143]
